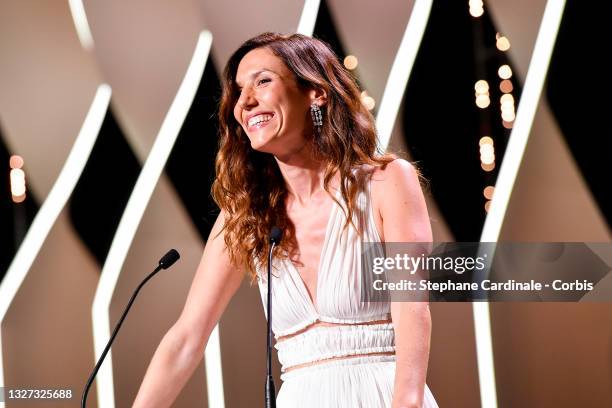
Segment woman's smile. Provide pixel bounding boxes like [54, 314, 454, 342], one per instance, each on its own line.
[246, 112, 275, 132]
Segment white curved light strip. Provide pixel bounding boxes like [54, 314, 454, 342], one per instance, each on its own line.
[0, 84, 111, 390]
[204, 325, 224, 407]
[375, 0, 433, 150]
[296, 0, 321, 35]
[471, 304, 497, 408]
[91, 31, 212, 408]
[475, 1, 567, 408]
[67, 0, 94, 50]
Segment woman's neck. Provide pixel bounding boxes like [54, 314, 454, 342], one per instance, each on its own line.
[273, 144, 334, 206]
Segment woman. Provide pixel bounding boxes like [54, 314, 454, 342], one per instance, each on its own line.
[133, 32, 438, 407]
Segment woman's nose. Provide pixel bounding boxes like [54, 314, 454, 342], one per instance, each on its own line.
[238, 88, 257, 109]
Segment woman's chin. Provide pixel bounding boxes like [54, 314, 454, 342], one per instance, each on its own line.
[249, 138, 274, 154]
[248, 132, 278, 152]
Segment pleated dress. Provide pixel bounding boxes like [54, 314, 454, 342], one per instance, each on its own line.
[256, 170, 439, 408]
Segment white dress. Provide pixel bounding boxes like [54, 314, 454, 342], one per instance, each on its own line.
[257, 171, 439, 408]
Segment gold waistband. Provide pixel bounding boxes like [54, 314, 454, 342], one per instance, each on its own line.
[283, 350, 396, 373]
[276, 317, 393, 343]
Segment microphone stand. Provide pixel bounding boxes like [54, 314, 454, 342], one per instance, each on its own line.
[265, 227, 281, 408]
[81, 249, 180, 408]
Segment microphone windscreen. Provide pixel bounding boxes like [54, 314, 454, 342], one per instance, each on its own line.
[159, 249, 180, 269]
[269, 226, 283, 244]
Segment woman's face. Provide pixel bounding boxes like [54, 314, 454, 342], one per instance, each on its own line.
[233, 47, 315, 156]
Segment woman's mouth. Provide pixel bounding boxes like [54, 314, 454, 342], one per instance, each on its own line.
[247, 113, 274, 131]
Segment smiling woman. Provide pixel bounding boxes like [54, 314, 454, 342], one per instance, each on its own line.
[214, 33, 401, 279]
[132, 32, 439, 408]
[232, 46, 315, 153]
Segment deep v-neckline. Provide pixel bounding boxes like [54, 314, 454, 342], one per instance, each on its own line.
[286, 186, 342, 315]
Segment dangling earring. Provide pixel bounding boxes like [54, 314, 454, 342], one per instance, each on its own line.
[310, 103, 323, 132]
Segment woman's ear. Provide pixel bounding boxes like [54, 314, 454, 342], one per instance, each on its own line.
[309, 87, 328, 107]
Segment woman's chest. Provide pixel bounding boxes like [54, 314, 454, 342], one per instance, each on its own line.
[287, 198, 336, 302]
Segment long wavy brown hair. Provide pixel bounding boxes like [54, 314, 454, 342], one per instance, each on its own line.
[212, 32, 397, 284]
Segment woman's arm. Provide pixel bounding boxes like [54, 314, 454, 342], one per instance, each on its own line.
[132, 210, 244, 407]
[374, 159, 433, 408]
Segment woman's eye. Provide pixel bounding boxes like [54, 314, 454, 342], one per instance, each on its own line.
[257, 78, 271, 86]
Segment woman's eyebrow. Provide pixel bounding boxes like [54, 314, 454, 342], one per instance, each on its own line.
[236, 69, 278, 87]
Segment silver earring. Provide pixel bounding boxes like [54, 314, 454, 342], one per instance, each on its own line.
[310, 103, 323, 130]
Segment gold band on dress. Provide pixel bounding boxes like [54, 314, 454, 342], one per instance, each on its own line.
[283, 350, 396, 373]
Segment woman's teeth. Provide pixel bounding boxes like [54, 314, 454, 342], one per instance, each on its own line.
[248, 114, 273, 127]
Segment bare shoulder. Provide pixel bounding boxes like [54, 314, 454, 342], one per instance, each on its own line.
[369, 158, 431, 242]
[370, 158, 421, 204]
[371, 157, 418, 180]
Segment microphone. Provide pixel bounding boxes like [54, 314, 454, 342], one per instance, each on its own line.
[159, 248, 180, 269]
[269, 226, 282, 245]
[265, 227, 282, 408]
[81, 249, 181, 408]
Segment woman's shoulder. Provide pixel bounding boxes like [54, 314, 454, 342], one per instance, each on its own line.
[345, 159, 421, 205]
[370, 158, 432, 242]
[368, 158, 419, 192]
[370, 158, 422, 204]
